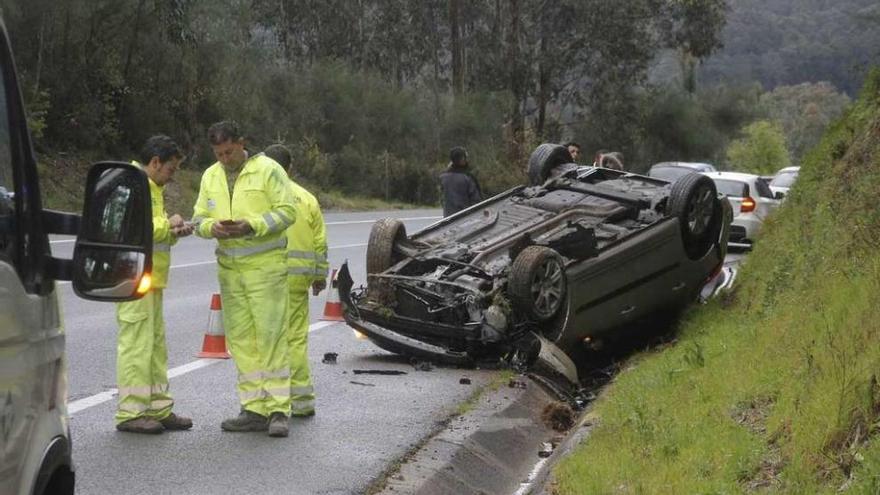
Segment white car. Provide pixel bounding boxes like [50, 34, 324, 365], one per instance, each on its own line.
[702, 171, 780, 248]
[769, 166, 800, 199]
[648, 161, 717, 181]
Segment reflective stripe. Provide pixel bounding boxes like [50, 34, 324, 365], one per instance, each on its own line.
[154, 243, 171, 253]
[151, 384, 169, 394]
[265, 369, 290, 380]
[265, 386, 291, 398]
[291, 399, 315, 412]
[288, 250, 318, 260]
[117, 402, 148, 413]
[263, 212, 279, 231]
[118, 385, 153, 397]
[290, 386, 314, 396]
[239, 369, 289, 383]
[315, 253, 327, 263]
[288, 266, 316, 276]
[238, 370, 265, 383]
[216, 237, 286, 258]
[150, 399, 174, 410]
[277, 211, 294, 226]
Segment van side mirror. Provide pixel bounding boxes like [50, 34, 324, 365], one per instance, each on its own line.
[72, 162, 153, 301]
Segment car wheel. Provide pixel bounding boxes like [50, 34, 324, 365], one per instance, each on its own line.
[527, 143, 573, 186]
[367, 218, 407, 274]
[509, 246, 567, 322]
[668, 173, 721, 260]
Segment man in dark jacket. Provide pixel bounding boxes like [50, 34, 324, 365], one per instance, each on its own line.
[439, 147, 482, 217]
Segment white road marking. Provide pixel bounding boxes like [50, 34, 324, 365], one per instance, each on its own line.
[513, 456, 552, 495]
[68, 320, 343, 416]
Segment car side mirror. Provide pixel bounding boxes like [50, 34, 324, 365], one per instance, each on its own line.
[72, 162, 153, 301]
[774, 191, 785, 200]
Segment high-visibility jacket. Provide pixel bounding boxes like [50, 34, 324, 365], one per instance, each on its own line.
[192, 154, 296, 266]
[286, 180, 328, 291]
[132, 160, 176, 289]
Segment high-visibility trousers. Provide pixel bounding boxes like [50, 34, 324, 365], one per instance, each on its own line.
[219, 261, 291, 417]
[288, 287, 315, 416]
[115, 289, 173, 424]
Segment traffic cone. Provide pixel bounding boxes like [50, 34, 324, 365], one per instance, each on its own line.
[320, 269, 345, 321]
[197, 293, 231, 359]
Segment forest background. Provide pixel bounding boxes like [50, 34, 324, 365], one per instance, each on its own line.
[2, 0, 878, 206]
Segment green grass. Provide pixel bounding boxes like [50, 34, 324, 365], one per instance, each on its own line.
[554, 70, 880, 494]
[35, 153, 425, 214]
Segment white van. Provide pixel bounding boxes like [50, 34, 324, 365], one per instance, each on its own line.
[0, 19, 153, 495]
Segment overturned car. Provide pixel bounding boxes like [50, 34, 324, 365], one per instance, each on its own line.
[339, 144, 732, 383]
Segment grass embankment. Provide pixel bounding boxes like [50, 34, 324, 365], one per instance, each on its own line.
[554, 71, 880, 494]
[36, 153, 423, 215]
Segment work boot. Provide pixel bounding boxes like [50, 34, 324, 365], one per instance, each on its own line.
[116, 417, 164, 434]
[159, 413, 193, 431]
[221, 410, 268, 432]
[267, 413, 289, 438]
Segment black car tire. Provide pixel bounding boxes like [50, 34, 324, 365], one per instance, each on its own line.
[367, 218, 407, 274]
[509, 246, 567, 322]
[668, 173, 721, 260]
[527, 143, 573, 186]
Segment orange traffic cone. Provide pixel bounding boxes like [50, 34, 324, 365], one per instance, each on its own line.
[320, 269, 344, 321]
[197, 293, 231, 359]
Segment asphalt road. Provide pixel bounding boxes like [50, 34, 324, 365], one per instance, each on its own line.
[54, 209, 503, 495]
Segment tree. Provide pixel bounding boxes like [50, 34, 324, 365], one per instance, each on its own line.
[726, 120, 790, 175]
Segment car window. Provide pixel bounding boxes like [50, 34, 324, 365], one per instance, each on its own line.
[770, 171, 798, 188]
[754, 178, 775, 198]
[713, 179, 749, 198]
[649, 167, 692, 181]
[0, 69, 15, 265]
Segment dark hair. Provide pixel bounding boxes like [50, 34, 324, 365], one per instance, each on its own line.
[564, 141, 581, 150]
[449, 146, 468, 165]
[139, 135, 183, 165]
[264, 144, 292, 169]
[207, 120, 242, 145]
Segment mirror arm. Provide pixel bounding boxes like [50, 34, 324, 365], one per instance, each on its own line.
[43, 209, 81, 236]
[47, 257, 73, 281]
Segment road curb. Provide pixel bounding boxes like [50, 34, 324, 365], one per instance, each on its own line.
[376, 375, 567, 495]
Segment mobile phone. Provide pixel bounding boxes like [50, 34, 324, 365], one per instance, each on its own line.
[220, 219, 237, 226]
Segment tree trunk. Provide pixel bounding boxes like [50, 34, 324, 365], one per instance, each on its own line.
[506, 0, 524, 151]
[449, 0, 463, 96]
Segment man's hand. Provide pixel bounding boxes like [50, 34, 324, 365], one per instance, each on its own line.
[223, 220, 253, 238]
[312, 279, 327, 296]
[169, 214, 185, 228]
[211, 221, 231, 239]
[172, 223, 195, 238]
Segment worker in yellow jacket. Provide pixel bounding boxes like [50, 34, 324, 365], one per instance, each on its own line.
[192, 122, 297, 437]
[116, 135, 193, 434]
[264, 144, 328, 418]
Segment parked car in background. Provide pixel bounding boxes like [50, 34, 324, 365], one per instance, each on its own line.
[340, 144, 732, 384]
[648, 162, 717, 181]
[769, 166, 800, 199]
[702, 171, 779, 248]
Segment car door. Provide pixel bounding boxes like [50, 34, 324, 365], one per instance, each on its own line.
[0, 25, 63, 494]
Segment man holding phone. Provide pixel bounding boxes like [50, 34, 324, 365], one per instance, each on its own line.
[191, 121, 298, 437]
[115, 135, 194, 434]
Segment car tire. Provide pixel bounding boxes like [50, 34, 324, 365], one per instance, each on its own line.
[366, 218, 407, 274]
[527, 143, 573, 186]
[668, 173, 721, 260]
[509, 246, 567, 322]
